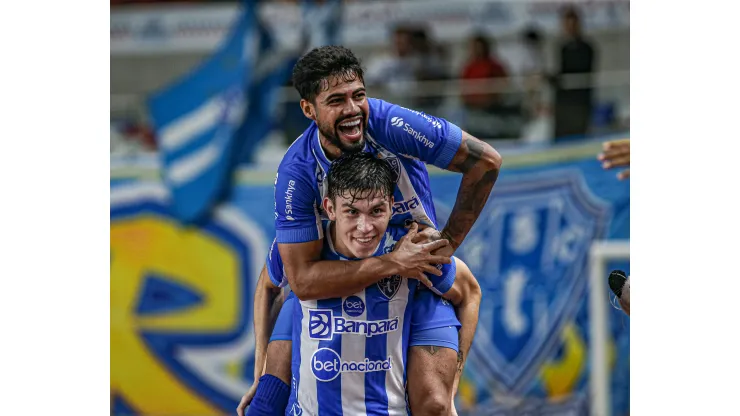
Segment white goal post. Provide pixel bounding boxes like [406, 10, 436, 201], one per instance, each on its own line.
[589, 240, 630, 416]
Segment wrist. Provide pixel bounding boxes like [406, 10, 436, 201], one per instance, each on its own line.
[440, 229, 461, 250]
[378, 252, 401, 276]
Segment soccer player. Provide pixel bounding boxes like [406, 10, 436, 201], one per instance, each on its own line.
[239, 45, 500, 415]
[262, 153, 476, 415]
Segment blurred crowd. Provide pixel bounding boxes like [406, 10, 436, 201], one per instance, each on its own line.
[112, 3, 627, 155]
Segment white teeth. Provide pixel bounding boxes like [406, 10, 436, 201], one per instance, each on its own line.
[340, 119, 361, 127]
[356, 237, 372, 243]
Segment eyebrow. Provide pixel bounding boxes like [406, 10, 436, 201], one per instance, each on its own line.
[341, 201, 387, 210]
[324, 88, 366, 103]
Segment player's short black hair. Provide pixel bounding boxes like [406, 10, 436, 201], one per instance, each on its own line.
[327, 152, 394, 204]
[291, 45, 365, 102]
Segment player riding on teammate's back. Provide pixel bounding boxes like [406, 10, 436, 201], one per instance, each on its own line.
[239, 45, 501, 416]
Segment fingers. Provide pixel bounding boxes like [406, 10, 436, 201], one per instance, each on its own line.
[420, 264, 444, 276]
[602, 155, 630, 169]
[421, 239, 449, 253]
[427, 255, 452, 265]
[617, 169, 630, 180]
[406, 222, 419, 237]
[416, 273, 433, 288]
[602, 139, 630, 151]
[411, 231, 429, 244]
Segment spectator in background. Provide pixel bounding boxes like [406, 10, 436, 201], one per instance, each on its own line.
[364, 26, 418, 104]
[459, 33, 514, 139]
[553, 6, 596, 140]
[409, 26, 448, 111]
[460, 34, 509, 110]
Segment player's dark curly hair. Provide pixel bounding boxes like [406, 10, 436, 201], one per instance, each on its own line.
[291, 45, 365, 102]
[327, 152, 394, 204]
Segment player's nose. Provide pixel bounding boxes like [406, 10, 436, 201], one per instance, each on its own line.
[357, 216, 373, 233]
[341, 99, 360, 115]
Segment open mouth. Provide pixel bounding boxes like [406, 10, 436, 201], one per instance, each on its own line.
[353, 235, 376, 247]
[337, 117, 363, 142]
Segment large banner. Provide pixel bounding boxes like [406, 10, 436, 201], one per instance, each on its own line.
[110, 140, 629, 415]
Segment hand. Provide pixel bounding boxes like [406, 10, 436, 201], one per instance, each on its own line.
[597, 139, 630, 180]
[409, 223, 442, 244]
[389, 223, 451, 286]
[407, 222, 456, 257]
[236, 381, 259, 416]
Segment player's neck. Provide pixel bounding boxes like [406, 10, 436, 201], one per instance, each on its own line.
[319, 133, 343, 160]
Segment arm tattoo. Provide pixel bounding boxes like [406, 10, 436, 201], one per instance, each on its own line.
[419, 345, 441, 356]
[452, 138, 486, 174]
[443, 135, 501, 248]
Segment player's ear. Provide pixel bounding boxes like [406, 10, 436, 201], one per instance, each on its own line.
[300, 99, 316, 121]
[323, 197, 336, 221]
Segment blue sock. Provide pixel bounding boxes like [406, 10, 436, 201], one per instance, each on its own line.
[245, 374, 290, 416]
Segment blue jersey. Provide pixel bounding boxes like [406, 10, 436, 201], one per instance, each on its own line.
[273, 98, 463, 244]
[266, 222, 459, 416]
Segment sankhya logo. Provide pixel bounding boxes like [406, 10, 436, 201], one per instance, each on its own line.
[311, 348, 392, 382]
[308, 309, 399, 340]
[389, 116, 434, 149]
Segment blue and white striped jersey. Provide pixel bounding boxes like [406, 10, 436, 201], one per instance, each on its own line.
[273, 98, 463, 244]
[266, 222, 457, 416]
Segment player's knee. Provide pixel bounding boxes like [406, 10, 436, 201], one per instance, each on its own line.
[415, 392, 450, 416]
[264, 340, 292, 385]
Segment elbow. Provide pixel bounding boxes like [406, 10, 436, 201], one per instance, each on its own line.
[288, 277, 310, 301]
[461, 273, 482, 308]
[287, 275, 318, 301]
[485, 146, 503, 173]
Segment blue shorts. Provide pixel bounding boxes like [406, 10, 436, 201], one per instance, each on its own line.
[269, 292, 296, 343]
[269, 289, 460, 352]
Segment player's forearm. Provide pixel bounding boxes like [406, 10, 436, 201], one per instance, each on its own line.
[442, 134, 502, 250]
[289, 256, 398, 301]
[253, 267, 282, 381]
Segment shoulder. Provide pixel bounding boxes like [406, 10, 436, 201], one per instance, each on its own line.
[277, 128, 317, 178]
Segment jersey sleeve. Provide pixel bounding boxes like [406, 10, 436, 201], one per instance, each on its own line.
[369, 98, 463, 169]
[266, 238, 289, 288]
[274, 162, 323, 244]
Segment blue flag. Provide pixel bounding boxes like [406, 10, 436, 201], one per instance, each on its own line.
[235, 17, 300, 163]
[236, 0, 343, 163]
[148, 1, 258, 223]
[301, 0, 343, 48]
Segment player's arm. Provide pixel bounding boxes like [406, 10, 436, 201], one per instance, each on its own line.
[372, 100, 502, 252]
[440, 131, 502, 251]
[281, 223, 449, 301]
[253, 264, 283, 382]
[237, 264, 283, 415]
[440, 258, 481, 400]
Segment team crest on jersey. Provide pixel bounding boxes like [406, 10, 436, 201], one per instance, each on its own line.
[367, 140, 401, 183]
[384, 156, 402, 183]
[377, 275, 402, 299]
[457, 170, 610, 393]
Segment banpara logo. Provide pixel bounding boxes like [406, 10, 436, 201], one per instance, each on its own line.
[390, 116, 404, 127]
